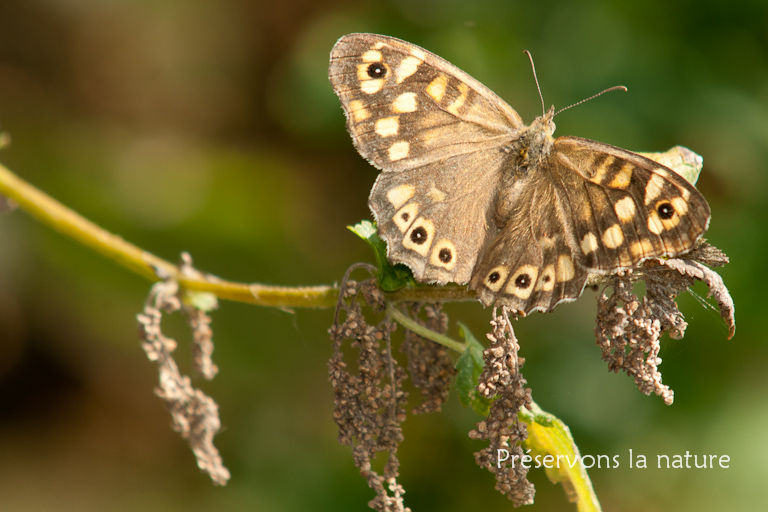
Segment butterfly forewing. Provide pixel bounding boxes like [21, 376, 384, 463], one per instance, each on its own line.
[554, 137, 711, 270]
[329, 34, 524, 172]
[469, 175, 590, 313]
[329, 33, 712, 314]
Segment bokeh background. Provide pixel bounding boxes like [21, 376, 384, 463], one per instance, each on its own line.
[0, 1, 765, 511]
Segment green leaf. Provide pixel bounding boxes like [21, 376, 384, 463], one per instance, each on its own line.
[454, 322, 492, 417]
[638, 146, 703, 185]
[518, 402, 602, 512]
[347, 220, 413, 291]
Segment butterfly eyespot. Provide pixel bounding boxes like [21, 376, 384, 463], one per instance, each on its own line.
[401, 212, 410, 222]
[410, 226, 428, 244]
[543, 275, 551, 283]
[488, 271, 501, 284]
[657, 202, 675, 219]
[430, 240, 457, 270]
[367, 63, 386, 79]
[515, 273, 531, 289]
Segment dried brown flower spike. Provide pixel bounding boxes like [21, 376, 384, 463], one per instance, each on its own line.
[596, 241, 734, 405]
[136, 254, 228, 485]
[470, 308, 535, 506]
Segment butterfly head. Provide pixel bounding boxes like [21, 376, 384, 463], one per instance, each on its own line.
[519, 105, 556, 162]
[531, 105, 556, 135]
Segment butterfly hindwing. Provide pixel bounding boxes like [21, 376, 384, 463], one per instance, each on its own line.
[469, 161, 590, 313]
[369, 150, 503, 284]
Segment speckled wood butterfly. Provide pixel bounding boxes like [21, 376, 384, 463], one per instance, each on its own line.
[329, 33, 710, 314]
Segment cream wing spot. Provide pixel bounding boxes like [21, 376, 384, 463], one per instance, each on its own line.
[602, 224, 625, 249]
[393, 92, 418, 113]
[361, 79, 385, 95]
[356, 63, 370, 82]
[629, 238, 655, 259]
[403, 218, 435, 256]
[409, 48, 426, 60]
[671, 196, 689, 216]
[483, 266, 509, 292]
[580, 232, 599, 255]
[614, 196, 637, 224]
[349, 100, 370, 122]
[446, 83, 469, 115]
[393, 203, 418, 232]
[388, 141, 410, 161]
[644, 173, 666, 205]
[579, 201, 593, 222]
[662, 213, 682, 230]
[426, 75, 448, 102]
[387, 184, 415, 209]
[536, 265, 555, 292]
[430, 239, 457, 271]
[539, 236, 556, 250]
[395, 56, 421, 83]
[362, 50, 382, 63]
[556, 255, 576, 282]
[647, 210, 664, 235]
[505, 265, 539, 300]
[590, 156, 613, 185]
[608, 164, 634, 189]
[427, 185, 446, 202]
[375, 116, 399, 137]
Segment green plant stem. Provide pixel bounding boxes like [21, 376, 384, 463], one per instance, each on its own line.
[386, 303, 467, 352]
[0, 161, 340, 308]
[0, 161, 176, 280]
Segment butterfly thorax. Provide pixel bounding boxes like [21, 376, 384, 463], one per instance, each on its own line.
[494, 108, 557, 227]
[518, 106, 556, 162]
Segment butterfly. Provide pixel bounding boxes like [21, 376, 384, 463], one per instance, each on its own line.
[329, 33, 710, 314]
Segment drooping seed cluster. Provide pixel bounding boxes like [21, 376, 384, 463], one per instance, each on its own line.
[400, 302, 456, 415]
[137, 267, 228, 486]
[328, 271, 410, 512]
[595, 241, 734, 405]
[469, 308, 535, 506]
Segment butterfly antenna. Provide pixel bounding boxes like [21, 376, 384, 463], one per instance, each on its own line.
[524, 50, 546, 116]
[554, 85, 628, 116]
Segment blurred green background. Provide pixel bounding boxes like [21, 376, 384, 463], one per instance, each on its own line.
[0, 0, 765, 511]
